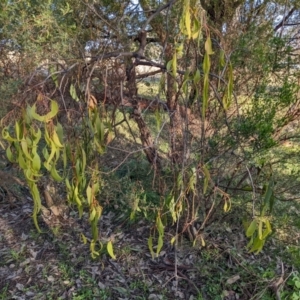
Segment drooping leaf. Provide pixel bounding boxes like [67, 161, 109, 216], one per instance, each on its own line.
[52, 130, 64, 148]
[6, 146, 15, 163]
[193, 69, 201, 85]
[184, 0, 191, 38]
[258, 220, 263, 240]
[204, 35, 214, 55]
[107, 240, 116, 260]
[203, 164, 210, 194]
[157, 235, 163, 255]
[246, 220, 257, 237]
[148, 236, 155, 259]
[89, 208, 96, 222]
[50, 165, 63, 182]
[32, 152, 41, 171]
[70, 83, 79, 102]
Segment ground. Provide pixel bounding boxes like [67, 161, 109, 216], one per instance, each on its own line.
[1, 188, 299, 300]
[0, 145, 300, 300]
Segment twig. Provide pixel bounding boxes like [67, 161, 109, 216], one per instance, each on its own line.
[246, 165, 256, 217]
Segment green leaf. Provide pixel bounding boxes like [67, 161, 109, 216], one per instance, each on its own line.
[203, 165, 210, 194]
[220, 50, 225, 67]
[32, 152, 41, 171]
[148, 236, 155, 258]
[44, 140, 57, 171]
[70, 84, 79, 102]
[30, 182, 42, 233]
[184, 0, 191, 39]
[90, 239, 100, 259]
[156, 215, 164, 236]
[172, 53, 177, 77]
[192, 18, 201, 40]
[46, 100, 59, 121]
[81, 233, 87, 244]
[157, 235, 163, 255]
[18, 151, 27, 169]
[55, 122, 64, 144]
[15, 121, 23, 141]
[170, 236, 176, 246]
[246, 220, 257, 237]
[193, 69, 201, 85]
[50, 165, 63, 182]
[203, 53, 211, 74]
[21, 138, 32, 161]
[2, 127, 16, 142]
[30, 100, 59, 123]
[263, 177, 274, 212]
[258, 220, 263, 240]
[249, 236, 264, 253]
[262, 219, 272, 239]
[205, 35, 214, 55]
[107, 240, 116, 259]
[6, 146, 15, 163]
[166, 60, 172, 72]
[52, 130, 64, 148]
[202, 75, 209, 119]
[86, 185, 92, 206]
[30, 104, 46, 122]
[89, 208, 96, 222]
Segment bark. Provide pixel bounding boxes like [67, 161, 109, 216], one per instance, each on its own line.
[125, 59, 161, 169]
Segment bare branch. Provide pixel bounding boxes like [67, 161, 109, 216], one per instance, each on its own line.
[274, 7, 296, 32]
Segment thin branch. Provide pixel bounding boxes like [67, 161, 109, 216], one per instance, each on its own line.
[141, 0, 177, 31]
[246, 166, 256, 217]
[274, 7, 296, 32]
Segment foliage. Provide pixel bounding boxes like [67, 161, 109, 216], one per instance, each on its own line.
[0, 0, 299, 269]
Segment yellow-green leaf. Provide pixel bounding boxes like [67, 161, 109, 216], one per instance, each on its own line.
[50, 165, 63, 182]
[21, 138, 32, 161]
[148, 236, 155, 259]
[258, 220, 263, 240]
[156, 215, 164, 236]
[203, 53, 211, 74]
[170, 236, 176, 246]
[107, 240, 116, 260]
[18, 151, 27, 169]
[2, 127, 16, 142]
[81, 233, 88, 244]
[246, 220, 257, 237]
[193, 69, 201, 85]
[70, 84, 79, 102]
[205, 35, 214, 55]
[172, 53, 177, 77]
[200, 236, 205, 247]
[6, 146, 15, 163]
[86, 185, 92, 206]
[157, 235, 163, 255]
[185, 1, 191, 39]
[15, 121, 23, 141]
[90, 239, 99, 258]
[52, 130, 64, 148]
[89, 208, 96, 222]
[32, 152, 41, 171]
[203, 164, 210, 194]
[166, 60, 172, 72]
[220, 50, 225, 67]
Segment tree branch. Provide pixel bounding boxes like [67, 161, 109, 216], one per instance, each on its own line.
[274, 7, 296, 31]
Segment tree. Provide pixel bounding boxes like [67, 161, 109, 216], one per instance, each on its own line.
[1, 0, 300, 256]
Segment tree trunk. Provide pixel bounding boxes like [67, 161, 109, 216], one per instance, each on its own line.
[125, 59, 161, 169]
